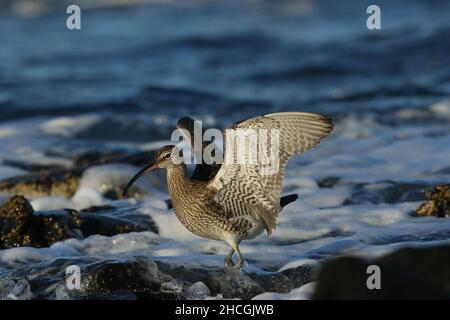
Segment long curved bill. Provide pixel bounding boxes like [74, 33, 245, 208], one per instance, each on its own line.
[122, 161, 157, 196]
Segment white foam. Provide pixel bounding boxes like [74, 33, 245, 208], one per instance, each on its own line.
[40, 115, 99, 138]
[278, 259, 320, 272]
[0, 165, 25, 180]
[252, 282, 317, 300]
[0, 245, 81, 269]
[430, 99, 450, 118]
[30, 196, 74, 211]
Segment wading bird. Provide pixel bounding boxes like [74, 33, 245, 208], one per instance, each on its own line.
[124, 112, 333, 268]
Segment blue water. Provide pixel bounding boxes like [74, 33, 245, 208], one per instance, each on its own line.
[1, 0, 449, 126]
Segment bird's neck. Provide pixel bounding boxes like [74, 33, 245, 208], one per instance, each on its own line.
[166, 163, 190, 198]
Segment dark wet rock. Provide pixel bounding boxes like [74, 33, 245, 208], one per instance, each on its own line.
[0, 168, 83, 198]
[185, 282, 211, 299]
[0, 277, 33, 300]
[83, 259, 183, 299]
[0, 196, 82, 249]
[313, 245, 450, 299]
[0, 195, 35, 248]
[78, 212, 154, 237]
[415, 185, 450, 217]
[0, 257, 183, 300]
[0, 167, 141, 200]
[0, 150, 157, 199]
[4, 258, 183, 300]
[0, 196, 157, 249]
[156, 263, 264, 299]
[1, 255, 315, 300]
[103, 261, 314, 299]
[80, 205, 116, 213]
[280, 264, 318, 288]
[28, 210, 84, 247]
[0, 257, 184, 300]
[156, 262, 315, 299]
[344, 181, 428, 205]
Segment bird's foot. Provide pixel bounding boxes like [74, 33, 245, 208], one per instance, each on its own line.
[233, 257, 244, 270]
[224, 256, 235, 268]
[224, 257, 243, 269]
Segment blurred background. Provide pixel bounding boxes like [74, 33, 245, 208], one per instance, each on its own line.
[0, 0, 450, 300]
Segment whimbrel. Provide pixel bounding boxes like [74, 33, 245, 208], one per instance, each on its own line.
[124, 112, 333, 268]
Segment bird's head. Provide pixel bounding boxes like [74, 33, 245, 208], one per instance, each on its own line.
[123, 145, 178, 196]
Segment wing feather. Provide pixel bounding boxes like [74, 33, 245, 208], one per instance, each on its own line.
[208, 112, 333, 235]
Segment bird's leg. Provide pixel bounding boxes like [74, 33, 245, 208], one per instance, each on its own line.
[223, 235, 244, 269]
[234, 246, 244, 269]
[224, 248, 235, 267]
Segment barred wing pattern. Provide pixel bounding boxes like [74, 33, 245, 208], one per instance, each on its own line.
[208, 112, 333, 235]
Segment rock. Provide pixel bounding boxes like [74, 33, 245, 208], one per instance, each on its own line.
[313, 245, 450, 299]
[7, 279, 33, 300]
[0, 195, 34, 248]
[415, 185, 450, 217]
[0, 277, 33, 300]
[185, 282, 211, 299]
[0, 253, 317, 300]
[0, 196, 83, 249]
[1, 258, 184, 300]
[157, 263, 264, 299]
[28, 210, 84, 247]
[280, 264, 318, 288]
[81, 204, 158, 234]
[0, 150, 158, 199]
[80, 205, 116, 213]
[0, 169, 83, 198]
[0, 195, 157, 249]
[88, 261, 314, 299]
[83, 259, 183, 299]
[156, 262, 315, 299]
[78, 212, 156, 237]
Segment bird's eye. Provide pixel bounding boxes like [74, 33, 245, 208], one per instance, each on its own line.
[164, 153, 171, 159]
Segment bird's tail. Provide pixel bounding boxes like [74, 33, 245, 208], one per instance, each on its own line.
[280, 193, 299, 209]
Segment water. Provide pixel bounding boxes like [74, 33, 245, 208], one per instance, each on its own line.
[0, 0, 450, 299]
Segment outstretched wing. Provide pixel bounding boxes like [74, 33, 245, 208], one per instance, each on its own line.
[207, 112, 333, 235]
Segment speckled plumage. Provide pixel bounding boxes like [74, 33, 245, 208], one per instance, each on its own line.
[166, 162, 260, 241]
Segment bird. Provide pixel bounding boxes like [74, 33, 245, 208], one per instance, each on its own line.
[123, 112, 333, 269]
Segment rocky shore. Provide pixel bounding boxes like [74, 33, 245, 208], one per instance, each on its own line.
[0, 149, 157, 199]
[0, 257, 317, 300]
[0, 195, 157, 249]
[415, 185, 450, 217]
[0, 143, 449, 300]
